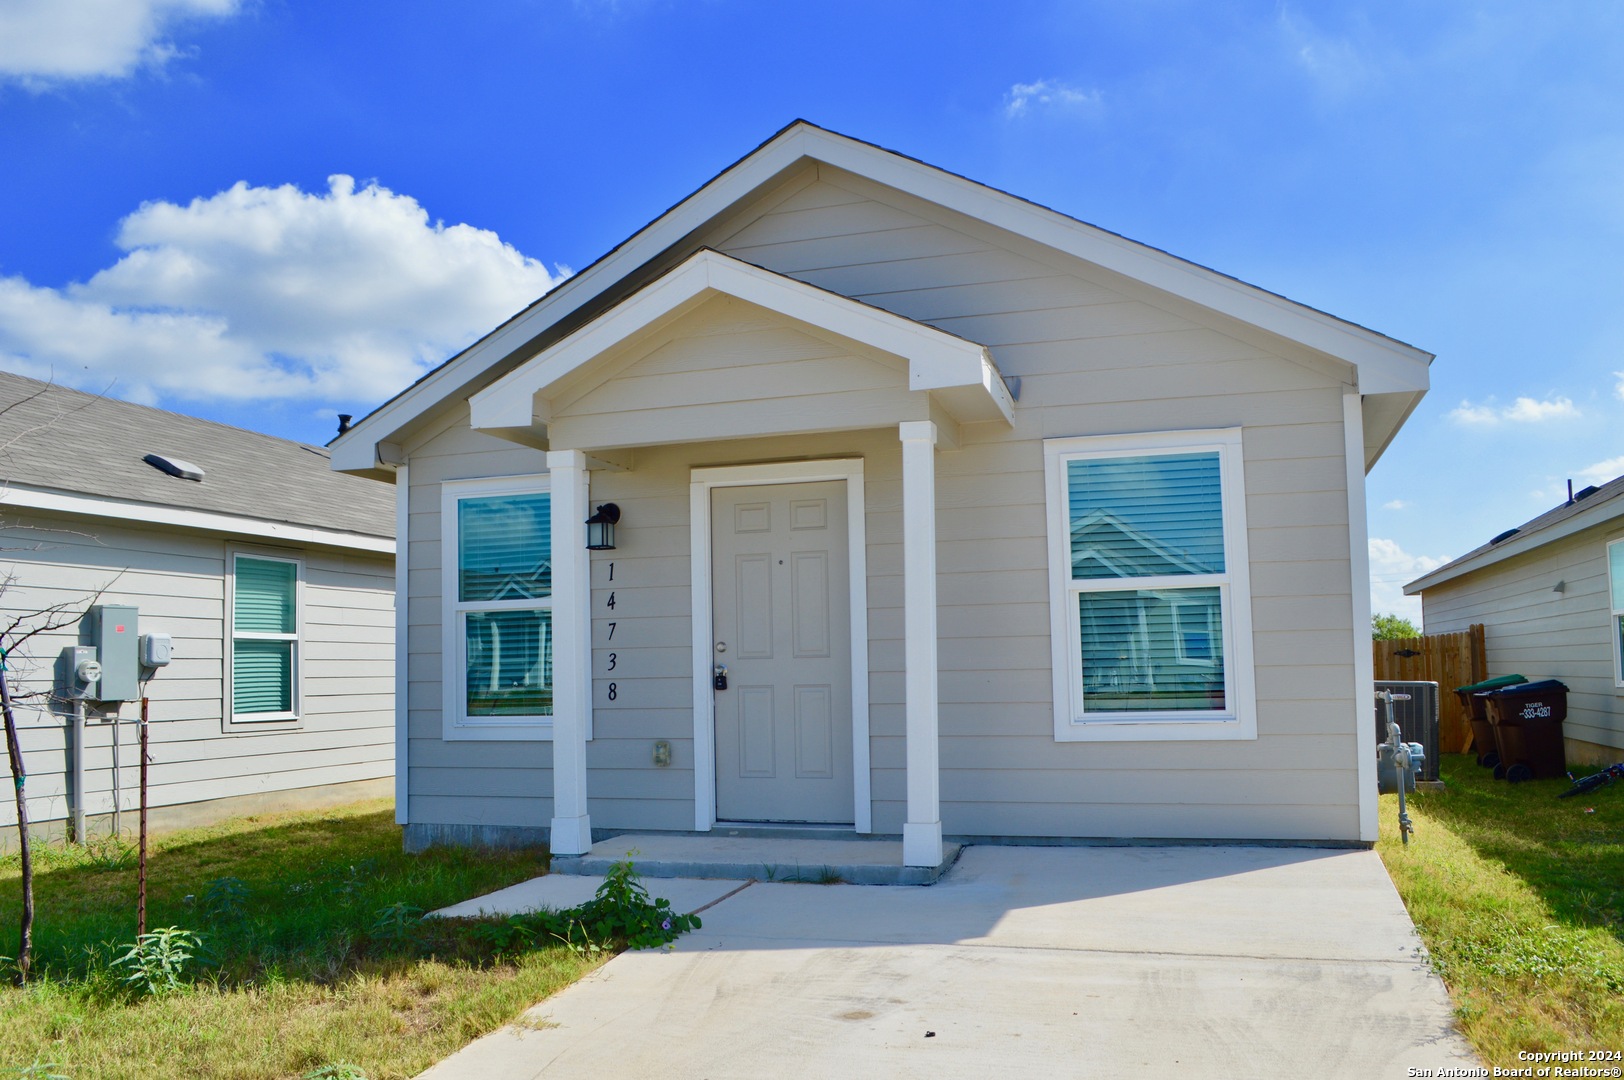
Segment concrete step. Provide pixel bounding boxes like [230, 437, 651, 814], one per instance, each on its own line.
[550, 832, 962, 886]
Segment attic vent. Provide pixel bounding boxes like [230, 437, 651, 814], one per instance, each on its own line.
[143, 453, 204, 482]
[1489, 527, 1520, 545]
[1576, 485, 1600, 501]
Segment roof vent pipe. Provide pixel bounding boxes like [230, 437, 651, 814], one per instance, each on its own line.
[1568, 479, 1574, 504]
[337, 414, 353, 435]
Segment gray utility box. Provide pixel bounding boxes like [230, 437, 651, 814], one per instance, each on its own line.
[91, 604, 140, 702]
[1374, 680, 1440, 782]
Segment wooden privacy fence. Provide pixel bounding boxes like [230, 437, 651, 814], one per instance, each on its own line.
[1373, 624, 1486, 754]
[1370, 623, 1487, 750]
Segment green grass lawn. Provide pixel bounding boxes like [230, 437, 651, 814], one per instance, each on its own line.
[0, 800, 603, 1079]
[1378, 754, 1624, 1065]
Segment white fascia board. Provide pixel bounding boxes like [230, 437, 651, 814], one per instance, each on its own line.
[2, 485, 395, 554]
[1404, 496, 1624, 595]
[469, 249, 1010, 431]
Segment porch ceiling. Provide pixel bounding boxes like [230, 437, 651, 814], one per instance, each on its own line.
[466, 249, 1014, 451]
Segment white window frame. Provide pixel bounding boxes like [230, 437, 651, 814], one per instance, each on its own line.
[441, 474, 555, 741]
[1044, 428, 1257, 742]
[1607, 537, 1624, 689]
[225, 546, 304, 730]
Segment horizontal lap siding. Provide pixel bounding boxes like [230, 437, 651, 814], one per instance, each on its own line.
[0, 510, 393, 828]
[719, 176, 1361, 840]
[399, 174, 1363, 841]
[1423, 527, 1624, 751]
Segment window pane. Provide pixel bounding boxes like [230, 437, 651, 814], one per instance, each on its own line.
[465, 609, 553, 716]
[235, 557, 296, 633]
[234, 639, 293, 715]
[1078, 587, 1225, 712]
[1068, 453, 1224, 579]
[1611, 543, 1624, 611]
[459, 493, 551, 602]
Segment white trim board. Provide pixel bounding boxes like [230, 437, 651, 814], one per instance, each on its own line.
[1042, 427, 1258, 742]
[332, 121, 1428, 473]
[3, 484, 394, 554]
[394, 464, 411, 824]
[688, 458, 871, 833]
[438, 473, 556, 742]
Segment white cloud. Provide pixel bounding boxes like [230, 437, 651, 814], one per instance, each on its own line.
[1004, 80, 1102, 120]
[1448, 395, 1579, 426]
[1277, 6, 1379, 100]
[1576, 455, 1624, 487]
[0, 175, 567, 409]
[1383, 499, 1410, 510]
[0, 0, 240, 83]
[1614, 371, 1624, 402]
[1369, 537, 1448, 625]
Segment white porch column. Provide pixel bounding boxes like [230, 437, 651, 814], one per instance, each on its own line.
[899, 420, 943, 867]
[546, 449, 593, 855]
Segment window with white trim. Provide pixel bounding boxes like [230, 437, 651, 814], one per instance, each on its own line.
[229, 551, 302, 724]
[1608, 538, 1624, 686]
[1044, 429, 1257, 741]
[442, 476, 554, 738]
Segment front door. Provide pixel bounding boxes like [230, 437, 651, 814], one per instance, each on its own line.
[712, 481, 853, 823]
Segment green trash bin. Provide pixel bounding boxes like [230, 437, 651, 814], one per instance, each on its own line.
[1455, 674, 1527, 767]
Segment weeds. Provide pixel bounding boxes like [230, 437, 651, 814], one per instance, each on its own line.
[111, 927, 200, 996]
[302, 1064, 368, 1080]
[456, 857, 701, 956]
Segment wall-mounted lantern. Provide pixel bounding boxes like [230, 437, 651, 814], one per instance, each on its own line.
[585, 503, 621, 550]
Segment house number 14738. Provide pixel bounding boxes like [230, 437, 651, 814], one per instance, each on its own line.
[604, 562, 618, 704]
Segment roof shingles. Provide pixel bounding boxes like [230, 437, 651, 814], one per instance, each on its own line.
[0, 372, 393, 540]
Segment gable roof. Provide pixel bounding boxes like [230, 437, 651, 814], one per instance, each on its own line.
[467, 247, 1013, 439]
[0, 371, 394, 549]
[1404, 475, 1624, 594]
[331, 120, 1432, 473]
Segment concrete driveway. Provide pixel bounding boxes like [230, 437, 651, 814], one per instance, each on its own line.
[420, 845, 1479, 1079]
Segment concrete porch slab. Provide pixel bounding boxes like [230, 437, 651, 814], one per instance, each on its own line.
[550, 833, 963, 886]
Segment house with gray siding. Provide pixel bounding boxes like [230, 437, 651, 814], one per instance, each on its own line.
[0, 373, 395, 841]
[332, 122, 1431, 866]
[1406, 477, 1624, 766]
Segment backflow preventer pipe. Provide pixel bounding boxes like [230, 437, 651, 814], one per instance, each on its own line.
[1377, 690, 1416, 845]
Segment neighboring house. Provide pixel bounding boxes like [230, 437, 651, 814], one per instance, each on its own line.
[331, 121, 1432, 865]
[1405, 477, 1624, 766]
[0, 372, 396, 842]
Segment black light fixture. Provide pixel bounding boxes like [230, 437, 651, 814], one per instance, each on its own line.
[585, 503, 621, 550]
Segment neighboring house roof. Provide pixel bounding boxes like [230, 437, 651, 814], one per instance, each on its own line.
[1404, 475, 1624, 595]
[331, 120, 1432, 476]
[0, 371, 394, 552]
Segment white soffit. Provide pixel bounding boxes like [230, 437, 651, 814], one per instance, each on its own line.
[333, 121, 1429, 471]
[467, 248, 1014, 432]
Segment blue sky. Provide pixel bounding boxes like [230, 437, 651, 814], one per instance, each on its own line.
[2, 1, 1621, 621]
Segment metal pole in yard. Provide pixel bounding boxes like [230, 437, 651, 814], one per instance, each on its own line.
[138, 696, 148, 938]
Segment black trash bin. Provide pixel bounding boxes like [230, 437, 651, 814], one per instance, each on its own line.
[1483, 679, 1568, 783]
[1455, 674, 1527, 767]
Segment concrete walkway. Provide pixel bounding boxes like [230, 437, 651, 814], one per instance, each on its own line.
[420, 845, 1479, 1079]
